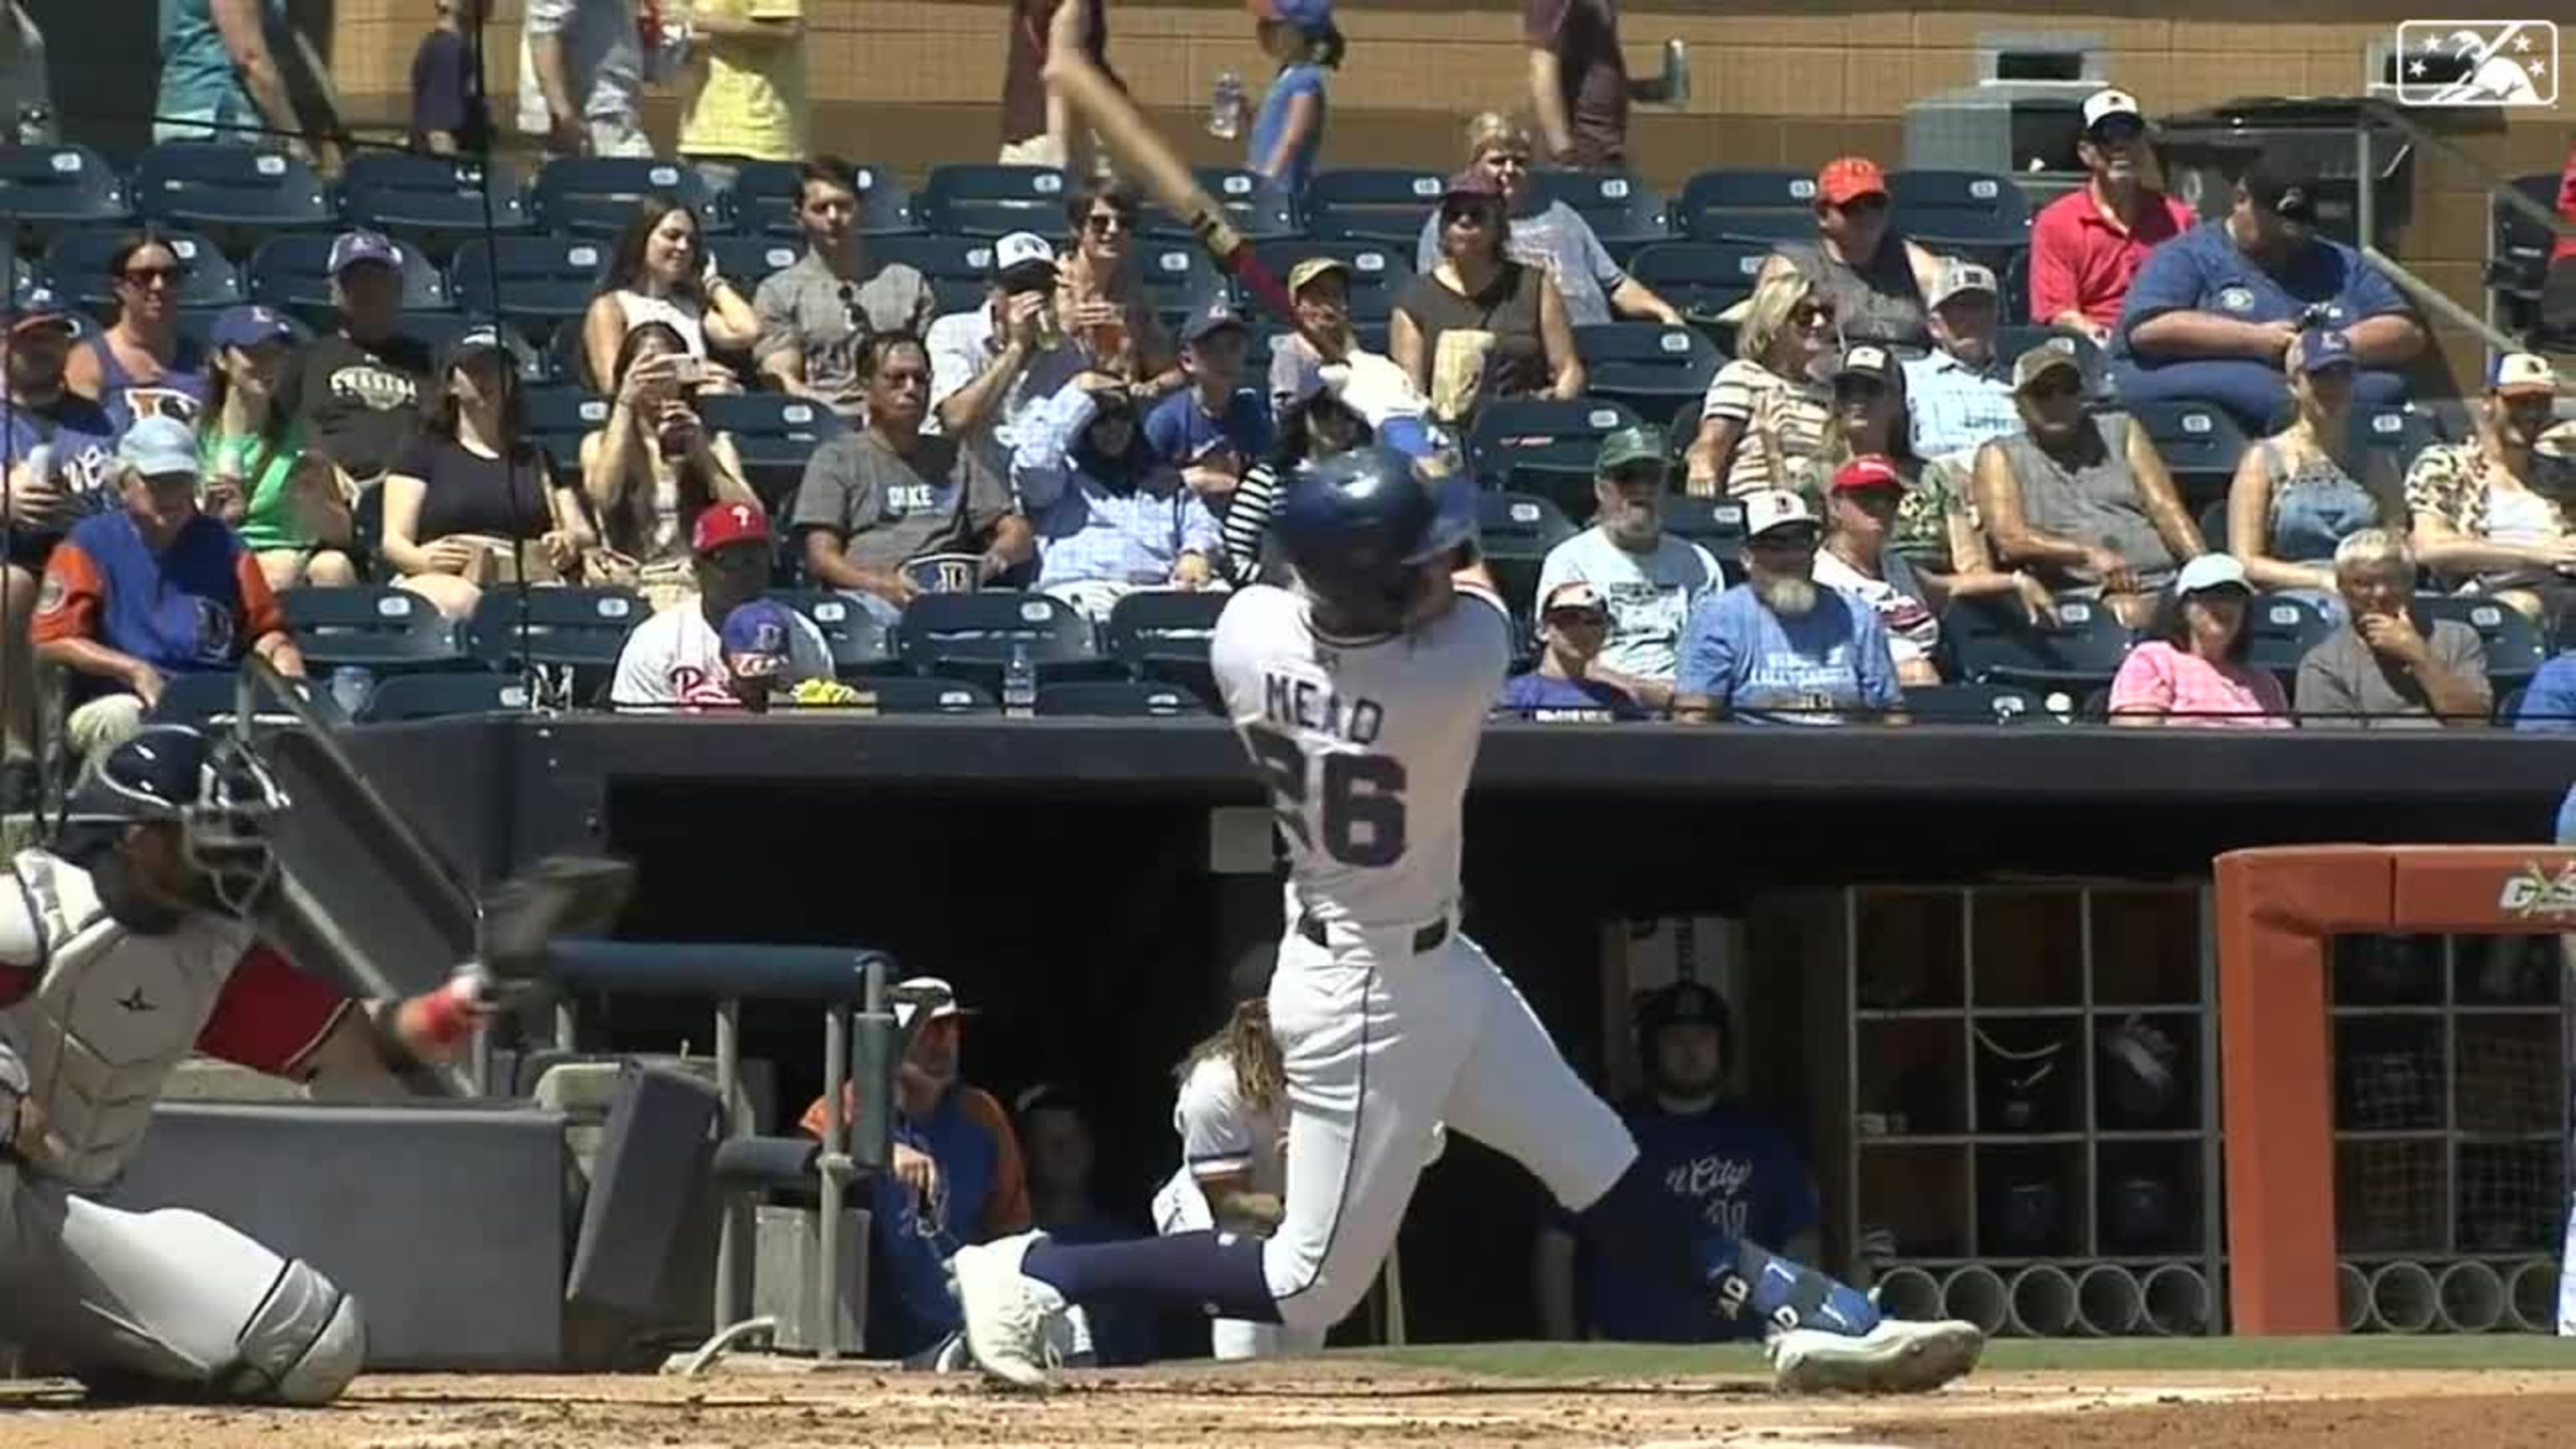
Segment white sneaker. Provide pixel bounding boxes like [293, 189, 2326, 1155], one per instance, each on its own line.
[1767, 1317, 1984, 1395]
[950, 1231, 1069, 1390]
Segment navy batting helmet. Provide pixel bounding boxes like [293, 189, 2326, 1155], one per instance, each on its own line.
[58, 724, 288, 911]
[1272, 445, 1477, 633]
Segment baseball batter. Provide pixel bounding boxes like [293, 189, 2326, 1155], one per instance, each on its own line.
[954, 447, 1984, 1391]
[0, 725, 487, 1402]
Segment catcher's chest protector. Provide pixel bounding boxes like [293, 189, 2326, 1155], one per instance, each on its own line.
[0, 849, 258, 1189]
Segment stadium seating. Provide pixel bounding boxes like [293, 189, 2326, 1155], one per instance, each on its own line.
[1672, 168, 1816, 244]
[448, 235, 612, 335]
[1103, 589, 1224, 701]
[2488, 171, 2566, 344]
[2241, 593, 2334, 680]
[839, 676, 999, 714]
[45, 227, 240, 310]
[701, 393, 848, 507]
[1660, 493, 1748, 570]
[336, 153, 531, 249]
[358, 671, 536, 722]
[1036, 679, 1205, 717]
[0, 143, 132, 236]
[247, 233, 453, 320]
[2129, 398, 2250, 501]
[283, 585, 470, 672]
[728, 159, 919, 237]
[1572, 323, 1719, 429]
[1465, 397, 1645, 518]
[522, 386, 611, 475]
[470, 586, 649, 673]
[1886, 169, 2033, 267]
[532, 158, 716, 236]
[766, 589, 897, 678]
[1245, 237, 1410, 328]
[146, 670, 335, 729]
[1140, 169, 1299, 243]
[1525, 170, 1669, 262]
[1945, 594, 2132, 691]
[1304, 168, 1447, 249]
[2348, 402, 2443, 467]
[1623, 241, 1768, 323]
[132, 144, 333, 235]
[706, 234, 803, 292]
[870, 232, 1012, 315]
[2415, 595, 2546, 688]
[1130, 241, 1229, 330]
[917, 164, 1072, 238]
[895, 590, 1106, 692]
[1477, 491, 1578, 618]
[1902, 681, 2048, 724]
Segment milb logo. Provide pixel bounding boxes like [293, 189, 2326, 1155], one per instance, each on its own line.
[2496, 861, 2576, 920]
[2395, 21, 2559, 107]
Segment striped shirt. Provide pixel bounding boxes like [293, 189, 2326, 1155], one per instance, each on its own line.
[1701, 359, 1831, 497]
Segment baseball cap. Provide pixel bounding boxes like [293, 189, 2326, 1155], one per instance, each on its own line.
[1926, 258, 1998, 309]
[2490, 352, 2560, 397]
[1252, 0, 1334, 32]
[1182, 303, 1249, 345]
[1741, 488, 1818, 540]
[117, 415, 200, 480]
[327, 229, 402, 276]
[2012, 339, 2084, 392]
[1595, 424, 1669, 475]
[2175, 553, 2251, 595]
[2240, 167, 2318, 226]
[8, 284, 76, 339]
[1816, 157, 1888, 207]
[1636, 979, 1731, 1039]
[894, 974, 973, 1029]
[1441, 169, 1505, 204]
[1287, 256, 1349, 295]
[1541, 579, 1609, 615]
[209, 304, 297, 352]
[1834, 342, 1900, 388]
[719, 600, 796, 679]
[1831, 454, 1908, 493]
[2081, 88, 2144, 133]
[2294, 327, 2355, 375]
[991, 231, 1058, 283]
[691, 500, 771, 554]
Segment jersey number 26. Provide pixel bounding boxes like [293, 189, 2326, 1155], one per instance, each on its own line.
[1244, 724, 1410, 868]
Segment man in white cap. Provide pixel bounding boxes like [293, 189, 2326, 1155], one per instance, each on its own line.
[2403, 352, 2576, 631]
[928, 231, 1085, 483]
[2028, 88, 2196, 347]
[1673, 489, 1903, 725]
[1498, 579, 1651, 721]
[1901, 258, 2021, 461]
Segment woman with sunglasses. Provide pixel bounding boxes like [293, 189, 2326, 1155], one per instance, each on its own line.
[581, 321, 757, 609]
[2106, 553, 2289, 728]
[579, 197, 761, 393]
[1057, 179, 1177, 387]
[64, 234, 210, 434]
[1684, 267, 1834, 497]
[196, 304, 358, 593]
[1411, 113, 1681, 329]
[1390, 170, 1583, 421]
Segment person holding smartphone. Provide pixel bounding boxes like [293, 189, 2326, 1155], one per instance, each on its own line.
[580, 322, 758, 610]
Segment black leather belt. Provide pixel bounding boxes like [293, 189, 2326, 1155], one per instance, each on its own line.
[1298, 915, 1449, 953]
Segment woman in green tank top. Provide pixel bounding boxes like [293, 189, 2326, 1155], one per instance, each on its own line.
[199, 305, 358, 590]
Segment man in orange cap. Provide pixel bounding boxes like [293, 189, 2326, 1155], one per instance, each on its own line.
[1754, 157, 1947, 351]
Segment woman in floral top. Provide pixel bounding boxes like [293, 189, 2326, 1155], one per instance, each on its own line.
[2404, 353, 2576, 626]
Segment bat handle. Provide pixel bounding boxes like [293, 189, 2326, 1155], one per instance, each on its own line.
[1230, 249, 1296, 326]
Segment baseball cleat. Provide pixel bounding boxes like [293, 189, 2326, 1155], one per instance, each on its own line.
[1766, 1317, 1985, 1394]
[950, 1231, 1068, 1390]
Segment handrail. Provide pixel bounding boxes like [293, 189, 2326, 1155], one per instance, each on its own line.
[2353, 99, 2568, 372]
[2359, 243, 2526, 356]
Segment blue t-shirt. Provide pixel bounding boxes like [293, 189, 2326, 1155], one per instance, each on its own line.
[860, 1088, 1011, 1357]
[2114, 221, 2408, 360]
[1247, 63, 1329, 195]
[1143, 385, 1274, 473]
[1496, 671, 1645, 721]
[2515, 653, 2576, 733]
[2, 395, 122, 535]
[1675, 584, 1901, 724]
[1576, 1100, 1820, 1343]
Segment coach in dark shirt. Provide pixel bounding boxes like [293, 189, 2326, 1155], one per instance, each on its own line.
[283, 231, 434, 483]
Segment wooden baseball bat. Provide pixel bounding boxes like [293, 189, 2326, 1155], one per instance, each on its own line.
[1044, 51, 1295, 323]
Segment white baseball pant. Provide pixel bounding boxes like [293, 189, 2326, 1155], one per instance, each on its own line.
[1257, 921, 1637, 1334]
[1151, 1176, 1328, 1359]
[2560, 1192, 2575, 1336]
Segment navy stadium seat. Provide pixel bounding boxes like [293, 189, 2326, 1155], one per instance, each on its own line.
[1465, 397, 1644, 519]
[131, 144, 332, 234]
[1887, 169, 2032, 264]
[836, 676, 999, 714]
[2241, 592, 2334, 682]
[357, 672, 535, 722]
[532, 158, 717, 236]
[1623, 241, 1768, 323]
[896, 590, 1105, 690]
[1674, 168, 1816, 242]
[470, 585, 648, 672]
[1103, 589, 1224, 701]
[2128, 399, 2249, 498]
[1526, 169, 1668, 262]
[1477, 491, 1577, 619]
[1573, 323, 1718, 429]
[247, 234, 451, 321]
[146, 671, 339, 729]
[727, 158, 918, 237]
[917, 165, 1072, 238]
[0, 144, 132, 234]
[521, 386, 610, 475]
[699, 393, 847, 510]
[766, 589, 897, 678]
[1130, 241, 1228, 330]
[1245, 238, 1410, 325]
[448, 235, 611, 335]
[1036, 679, 1204, 716]
[2488, 172, 2563, 304]
[1304, 168, 1447, 248]
[1945, 593, 2132, 692]
[45, 227, 239, 311]
[281, 585, 469, 672]
[705, 233, 803, 293]
[870, 233, 1011, 316]
[2347, 402, 2440, 469]
[1660, 492, 1747, 570]
[2415, 594, 2546, 688]
[1902, 682, 2049, 724]
[1139, 169, 1299, 243]
[336, 153, 531, 249]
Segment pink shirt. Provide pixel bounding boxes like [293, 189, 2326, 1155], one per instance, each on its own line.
[2028, 185, 2196, 330]
[2107, 641, 2291, 729]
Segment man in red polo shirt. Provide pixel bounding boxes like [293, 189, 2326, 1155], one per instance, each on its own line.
[2028, 89, 2196, 346]
[2541, 141, 2575, 342]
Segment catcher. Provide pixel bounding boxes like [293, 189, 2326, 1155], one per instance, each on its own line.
[0, 724, 489, 1404]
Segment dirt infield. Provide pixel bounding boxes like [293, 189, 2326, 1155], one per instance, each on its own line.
[6, 1361, 2574, 1449]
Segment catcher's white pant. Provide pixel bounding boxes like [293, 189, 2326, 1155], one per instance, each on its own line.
[1258, 921, 1635, 1334]
[2561, 1194, 2575, 1336]
[0, 1161, 365, 1401]
[1151, 1175, 1327, 1359]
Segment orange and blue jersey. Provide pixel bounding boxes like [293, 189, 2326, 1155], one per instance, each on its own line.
[30, 509, 285, 700]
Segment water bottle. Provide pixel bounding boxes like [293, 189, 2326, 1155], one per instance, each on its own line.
[1208, 71, 1244, 142]
[329, 666, 376, 721]
[1660, 40, 1690, 106]
[15, 102, 52, 147]
[1001, 642, 1036, 717]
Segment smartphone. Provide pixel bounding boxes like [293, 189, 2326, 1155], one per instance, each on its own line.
[668, 355, 707, 387]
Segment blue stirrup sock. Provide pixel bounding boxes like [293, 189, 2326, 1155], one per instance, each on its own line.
[1576, 1155, 1880, 1336]
[1020, 1230, 1285, 1323]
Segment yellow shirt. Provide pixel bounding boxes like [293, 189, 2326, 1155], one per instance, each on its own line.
[678, 0, 807, 163]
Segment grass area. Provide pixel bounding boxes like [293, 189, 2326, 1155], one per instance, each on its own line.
[1357, 1336, 2576, 1379]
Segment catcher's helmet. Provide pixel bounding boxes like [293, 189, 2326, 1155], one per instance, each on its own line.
[57, 724, 288, 911]
[1272, 445, 1477, 633]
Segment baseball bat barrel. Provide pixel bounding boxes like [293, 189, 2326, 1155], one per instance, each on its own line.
[1043, 51, 1294, 322]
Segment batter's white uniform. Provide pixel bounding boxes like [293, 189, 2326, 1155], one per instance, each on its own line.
[1209, 582, 1638, 1334]
[1149, 1055, 1325, 1359]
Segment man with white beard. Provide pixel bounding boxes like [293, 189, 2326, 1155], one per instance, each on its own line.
[1672, 489, 1903, 725]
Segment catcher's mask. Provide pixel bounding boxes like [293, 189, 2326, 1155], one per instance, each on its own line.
[57, 724, 288, 917]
